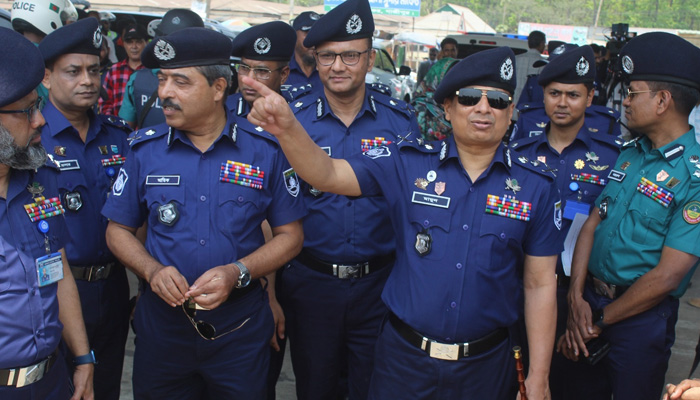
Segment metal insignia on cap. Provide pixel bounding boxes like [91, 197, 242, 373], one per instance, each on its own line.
[311, 12, 320, 20]
[346, 14, 362, 34]
[622, 55, 634, 74]
[154, 39, 176, 61]
[500, 57, 514, 81]
[172, 16, 181, 25]
[254, 37, 272, 54]
[575, 56, 589, 76]
[93, 28, 103, 49]
[553, 44, 566, 55]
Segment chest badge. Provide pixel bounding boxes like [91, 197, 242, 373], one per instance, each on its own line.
[98, 145, 108, 155]
[505, 177, 521, 194]
[54, 146, 66, 156]
[656, 170, 669, 182]
[64, 191, 83, 212]
[574, 159, 585, 170]
[434, 182, 445, 196]
[158, 202, 180, 226]
[414, 178, 429, 190]
[599, 196, 610, 220]
[415, 229, 432, 256]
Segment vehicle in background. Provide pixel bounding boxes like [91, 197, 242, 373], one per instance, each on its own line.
[447, 33, 529, 58]
[367, 44, 415, 103]
[0, 9, 10, 29]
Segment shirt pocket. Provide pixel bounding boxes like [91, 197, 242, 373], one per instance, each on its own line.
[217, 183, 264, 234]
[627, 189, 672, 244]
[408, 206, 451, 260]
[475, 214, 527, 272]
[56, 170, 90, 212]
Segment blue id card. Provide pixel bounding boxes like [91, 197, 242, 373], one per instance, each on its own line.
[36, 252, 64, 287]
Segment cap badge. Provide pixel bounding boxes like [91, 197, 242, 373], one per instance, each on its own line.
[622, 55, 634, 74]
[500, 57, 514, 81]
[311, 12, 320, 20]
[154, 39, 176, 61]
[93, 28, 103, 49]
[172, 16, 181, 25]
[254, 37, 272, 54]
[346, 14, 362, 35]
[575, 56, 589, 76]
[553, 45, 566, 55]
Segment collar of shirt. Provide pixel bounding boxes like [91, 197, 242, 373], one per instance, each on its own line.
[166, 107, 238, 150]
[439, 135, 512, 173]
[43, 100, 103, 144]
[638, 126, 696, 166]
[6, 169, 33, 204]
[315, 87, 378, 122]
[536, 122, 596, 153]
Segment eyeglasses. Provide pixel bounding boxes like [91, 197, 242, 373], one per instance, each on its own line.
[315, 49, 370, 66]
[236, 64, 284, 81]
[0, 97, 45, 121]
[455, 88, 512, 110]
[625, 88, 655, 100]
[182, 299, 251, 340]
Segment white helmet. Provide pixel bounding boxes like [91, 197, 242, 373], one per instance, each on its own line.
[11, 0, 79, 37]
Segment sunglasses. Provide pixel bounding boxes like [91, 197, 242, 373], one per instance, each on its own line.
[182, 299, 250, 340]
[455, 88, 512, 110]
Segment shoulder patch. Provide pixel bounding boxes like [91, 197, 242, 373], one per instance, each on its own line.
[127, 123, 169, 147]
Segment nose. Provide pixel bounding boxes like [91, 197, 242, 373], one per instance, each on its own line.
[32, 109, 46, 128]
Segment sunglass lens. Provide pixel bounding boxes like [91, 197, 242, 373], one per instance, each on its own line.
[486, 92, 510, 109]
[457, 89, 482, 106]
[196, 321, 216, 339]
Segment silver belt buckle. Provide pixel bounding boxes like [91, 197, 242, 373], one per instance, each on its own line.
[428, 341, 460, 361]
[15, 359, 47, 388]
[336, 264, 360, 279]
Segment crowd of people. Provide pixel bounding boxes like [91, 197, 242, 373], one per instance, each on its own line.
[1, 0, 700, 399]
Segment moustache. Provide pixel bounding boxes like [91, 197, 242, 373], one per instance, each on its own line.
[161, 99, 182, 110]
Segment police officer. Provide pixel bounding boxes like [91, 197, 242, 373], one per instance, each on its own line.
[246, 45, 564, 399]
[11, 0, 78, 44]
[0, 27, 93, 400]
[36, 18, 131, 400]
[562, 32, 700, 400]
[269, 0, 419, 398]
[512, 44, 622, 143]
[102, 27, 305, 399]
[285, 11, 322, 91]
[509, 45, 620, 400]
[226, 20, 296, 400]
[118, 9, 204, 129]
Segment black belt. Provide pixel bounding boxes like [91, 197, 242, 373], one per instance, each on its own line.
[0, 348, 58, 388]
[589, 275, 629, 299]
[70, 261, 118, 282]
[296, 249, 395, 279]
[389, 313, 508, 361]
[227, 280, 260, 302]
[556, 274, 570, 287]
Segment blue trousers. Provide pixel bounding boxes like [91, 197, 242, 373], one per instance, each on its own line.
[368, 318, 517, 400]
[132, 286, 273, 400]
[281, 260, 391, 400]
[0, 351, 71, 400]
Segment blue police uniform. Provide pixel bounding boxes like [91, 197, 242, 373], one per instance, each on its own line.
[285, 54, 322, 90]
[36, 102, 131, 400]
[512, 103, 621, 141]
[344, 136, 562, 399]
[119, 69, 163, 128]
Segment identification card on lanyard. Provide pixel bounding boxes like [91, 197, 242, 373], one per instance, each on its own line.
[36, 252, 64, 287]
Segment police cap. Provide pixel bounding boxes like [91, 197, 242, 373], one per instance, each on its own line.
[292, 11, 321, 31]
[434, 46, 516, 104]
[142, 27, 232, 69]
[123, 24, 148, 41]
[0, 27, 44, 108]
[538, 45, 595, 87]
[231, 21, 296, 61]
[39, 18, 102, 65]
[620, 32, 700, 90]
[303, 0, 374, 48]
[155, 9, 204, 37]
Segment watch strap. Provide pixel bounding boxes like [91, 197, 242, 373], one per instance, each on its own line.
[233, 261, 250, 288]
[73, 350, 97, 365]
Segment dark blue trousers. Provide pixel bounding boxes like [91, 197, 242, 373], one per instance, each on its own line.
[1, 351, 71, 400]
[281, 260, 391, 400]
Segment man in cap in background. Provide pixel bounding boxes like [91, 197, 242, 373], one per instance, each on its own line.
[36, 18, 132, 400]
[119, 9, 204, 129]
[513, 30, 546, 105]
[562, 32, 700, 400]
[285, 11, 322, 91]
[100, 24, 148, 117]
[0, 27, 93, 400]
[270, 0, 418, 398]
[509, 44, 620, 400]
[244, 44, 563, 399]
[103, 27, 305, 398]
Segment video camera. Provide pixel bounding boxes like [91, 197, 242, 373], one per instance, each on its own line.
[606, 23, 633, 57]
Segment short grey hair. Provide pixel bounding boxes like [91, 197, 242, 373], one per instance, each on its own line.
[195, 64, 233, 93]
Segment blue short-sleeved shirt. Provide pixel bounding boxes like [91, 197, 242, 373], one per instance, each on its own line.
[284, 54, 322, 90]
[292, 86, 420, 262]
[511, 124, 620, 235]
[590, 129, 700, 297]
[511, 103, 621, 142]
[0, 170, 69, 368]
[347, 137, 564, 342]
[101, 114, 306, 285]
[37, 101, 131, 265]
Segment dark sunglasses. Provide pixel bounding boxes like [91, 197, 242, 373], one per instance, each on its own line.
[455, 88, 512, 110]
[182, 299, 250, 340]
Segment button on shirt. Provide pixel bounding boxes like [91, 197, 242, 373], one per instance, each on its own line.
[38, 101, 131, 265]
[589, 129, 700, 297]
[292, 87, 420, 262]
[0, 170, 69, 368]
[346, 137, 563, 341]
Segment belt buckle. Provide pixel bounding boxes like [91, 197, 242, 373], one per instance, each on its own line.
[336, 264, 360, 279]
[428, 341, 460, 361]
[16, 359, 46, 388]
[87, 265, 107, 281]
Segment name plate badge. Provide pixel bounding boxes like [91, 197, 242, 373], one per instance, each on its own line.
[146, 175, 181, 185]
[411, 192, 450, 208]
[57, 159, 80, 171]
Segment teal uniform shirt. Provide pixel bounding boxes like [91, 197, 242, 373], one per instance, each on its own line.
[589, 128, 700, 298]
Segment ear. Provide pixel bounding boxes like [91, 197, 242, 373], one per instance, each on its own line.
[586, 88, 595, 107]
[656, 90, 673, 115]
[367, 49, 376, 72]
[212, 77, 228, 102]
[280, 65, 290, 85]
[443, 96, 453, 122]
[42, 68, 52, 90]
[506, 102, 514, 125]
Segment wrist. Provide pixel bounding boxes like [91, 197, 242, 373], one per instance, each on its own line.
[73, 350, 97, 366]
[592, 307, 609, 330]
[233, 261, 251, 288]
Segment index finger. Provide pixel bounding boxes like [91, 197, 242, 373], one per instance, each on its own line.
[241, 75, 276, 99]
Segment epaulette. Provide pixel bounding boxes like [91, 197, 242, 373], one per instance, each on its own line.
[283, 83, 315, 102]
[289, 93, 321, 115]
[516, 102, 544, 112]
[512, 152, 556, 181]
[589, 126, 623, 148]
[234, 121, 279, 145]
[127, 123, 169, 147]
[588, 105, 620, 120]
[621, 136, 641, 149]
[100, 114, 132, 133]
[368, 82, 391, 97]
[509, 134, 540, 150]
[685, 152, 700, 179]
[368, 90, 414, 119]
[397, 136, 442, 153]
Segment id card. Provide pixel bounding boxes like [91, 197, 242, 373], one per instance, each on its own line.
[36, 252, 64, 287]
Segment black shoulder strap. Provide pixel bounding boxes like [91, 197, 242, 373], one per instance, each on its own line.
[137, 89, 159, 129]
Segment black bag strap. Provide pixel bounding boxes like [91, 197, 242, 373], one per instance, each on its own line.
[137, 89, 159, 129]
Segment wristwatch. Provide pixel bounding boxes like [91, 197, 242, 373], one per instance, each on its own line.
[592, 308, 609, 330]
[73, 350, 97, 365]
[233, 261, 251, 289]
